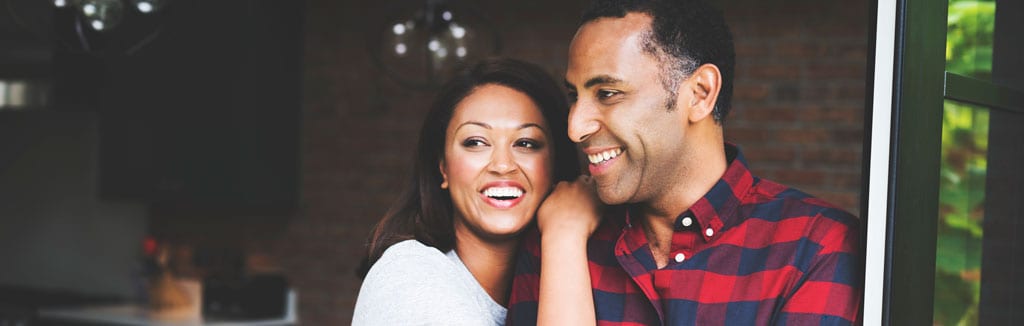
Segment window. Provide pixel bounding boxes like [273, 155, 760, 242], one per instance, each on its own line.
[864, 0, 1023, 324]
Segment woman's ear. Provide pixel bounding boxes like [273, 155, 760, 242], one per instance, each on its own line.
[439, 159, 449, 189]
[685, 63, 722, 123]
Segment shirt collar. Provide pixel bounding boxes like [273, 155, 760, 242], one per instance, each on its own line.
[620, 143, 756, 241]
[674, 143, 756, 241]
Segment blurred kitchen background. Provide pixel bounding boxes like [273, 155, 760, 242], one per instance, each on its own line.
[0, 0, 869, 324]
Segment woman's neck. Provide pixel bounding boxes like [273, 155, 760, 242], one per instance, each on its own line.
[453, 233, 519, 307]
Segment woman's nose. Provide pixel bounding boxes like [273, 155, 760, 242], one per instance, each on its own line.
[487, 147, 518, 174]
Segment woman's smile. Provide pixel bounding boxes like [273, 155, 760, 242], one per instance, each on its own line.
[480, 181, 526, 209]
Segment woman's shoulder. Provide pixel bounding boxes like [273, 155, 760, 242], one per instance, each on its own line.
[371, 239, 453, 273]
[383, 239, 446, 257]
[353, 240, 494, 325]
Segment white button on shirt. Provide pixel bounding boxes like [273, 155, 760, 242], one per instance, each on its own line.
[674, 253, 686, 263]
[680, 217, 693, 228]
[705, 228, 715, 237]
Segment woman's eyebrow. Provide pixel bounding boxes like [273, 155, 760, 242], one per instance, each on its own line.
[519, 123, 545, 132]
[455, 121, 491, 132]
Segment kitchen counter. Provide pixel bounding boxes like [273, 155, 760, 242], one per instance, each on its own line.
[37, 290, 297, 326]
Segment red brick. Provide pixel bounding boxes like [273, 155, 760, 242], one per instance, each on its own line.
[735, 42, 773, 57]
[798, 105, 864, 123]
[804, 147, 862, 165]
[831, 171, 864, 189]
[835, 84, 869, 101]
[747, 63, 801, 79]
[737, 106, 800, 122]
[733, 82, 772, 101]
[742, 146, 798, 164]
[800, 86, 842, 102]
[773, 83, 802, 102]
[775, 129, 831, 143]
[726, 127, 775, 143]
[807, 63, 866, 79]
[774, 169, 829, 187]
[774, 41, 828, 58]
[828, 43, 870, 61]
[831, 128, 866, 143]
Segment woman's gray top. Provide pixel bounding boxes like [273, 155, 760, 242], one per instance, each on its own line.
[352, 240, 507, 325]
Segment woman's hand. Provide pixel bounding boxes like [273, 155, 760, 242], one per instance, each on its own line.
[537, 175, 603, 240]
[536, 175, 600, 326]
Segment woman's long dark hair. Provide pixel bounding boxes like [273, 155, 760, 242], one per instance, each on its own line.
[365, 58, 579, 266]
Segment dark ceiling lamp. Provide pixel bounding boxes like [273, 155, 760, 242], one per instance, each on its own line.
[53, 0, 168, 31]
[51, 0, 169, 55]
[0, 0, 170, 56]
[369, 0, 501, 90]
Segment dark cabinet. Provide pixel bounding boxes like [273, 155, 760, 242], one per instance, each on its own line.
[54, 0, 300, 211]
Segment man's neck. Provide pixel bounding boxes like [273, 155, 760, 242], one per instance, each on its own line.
[638, 213, 679, 269]
[638, 139, 727, 268]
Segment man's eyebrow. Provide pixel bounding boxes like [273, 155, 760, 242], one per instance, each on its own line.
[583, 75, 624, 89]
[564, 80, 576, 91]
[564, 75, 623, 90]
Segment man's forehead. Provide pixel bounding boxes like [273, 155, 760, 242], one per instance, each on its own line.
[574, 12, 652, 39]
[570, 14, 651, 59]
[566, 14, 653, 88]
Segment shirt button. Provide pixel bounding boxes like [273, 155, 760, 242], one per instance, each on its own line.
[674, 253, 686, 263]
[705, 228, 715, 237]
[680, 216, 693, 228]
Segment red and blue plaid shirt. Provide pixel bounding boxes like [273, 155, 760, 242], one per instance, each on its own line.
[508, 145, 861, 325]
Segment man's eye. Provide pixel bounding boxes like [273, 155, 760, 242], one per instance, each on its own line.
[598, 90, 619, 98]
[567, 91, 578, 103]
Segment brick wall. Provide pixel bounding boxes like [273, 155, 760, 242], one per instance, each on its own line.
[723, 0, 869, 212]
[277, 0, 869, 324]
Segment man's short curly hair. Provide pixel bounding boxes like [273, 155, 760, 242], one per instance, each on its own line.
[581, 0, 735, 123]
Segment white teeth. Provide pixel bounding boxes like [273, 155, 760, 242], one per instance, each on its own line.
[483, 187, 523, 199]
[588, 148, 622, 164]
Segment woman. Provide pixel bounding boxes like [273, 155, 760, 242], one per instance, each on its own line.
[352, 58, 595, 325]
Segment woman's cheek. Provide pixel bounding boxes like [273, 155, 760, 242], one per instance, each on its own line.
[523, 153, 555, 190]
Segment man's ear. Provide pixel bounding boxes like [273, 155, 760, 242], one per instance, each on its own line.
[439, 159, 449, 189]
[684, 64, 722, 123]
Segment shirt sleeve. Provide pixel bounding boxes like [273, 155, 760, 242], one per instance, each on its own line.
[352, 245, 494, 326]
[506, 227, 543, 326]
[778, 210, 862, 325]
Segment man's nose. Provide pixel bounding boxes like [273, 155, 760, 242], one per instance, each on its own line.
[568, 101, 599, 143]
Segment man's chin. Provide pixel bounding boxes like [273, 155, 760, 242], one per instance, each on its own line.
[596, 188, 630, 206]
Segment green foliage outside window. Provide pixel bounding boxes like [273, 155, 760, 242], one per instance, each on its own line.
[934, 1, 994, 325]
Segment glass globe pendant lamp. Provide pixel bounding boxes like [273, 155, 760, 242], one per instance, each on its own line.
[370, 0, 501, 90]
[47, 0, 171, 55]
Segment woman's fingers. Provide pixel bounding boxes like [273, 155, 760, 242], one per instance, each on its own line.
[538, 176, 603, 236]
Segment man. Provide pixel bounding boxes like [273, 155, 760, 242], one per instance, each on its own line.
[508, 0, 861, 325]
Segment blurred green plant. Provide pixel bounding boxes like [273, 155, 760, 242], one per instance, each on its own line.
[946, 0, 996, 80]
[934, 1, 994, 325]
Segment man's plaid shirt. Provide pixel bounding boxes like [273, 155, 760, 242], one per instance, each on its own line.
[508, 144, 861, 325]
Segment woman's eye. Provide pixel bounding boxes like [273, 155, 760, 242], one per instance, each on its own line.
[515, 139, 543, 149]
[462, 138, 487, 147]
